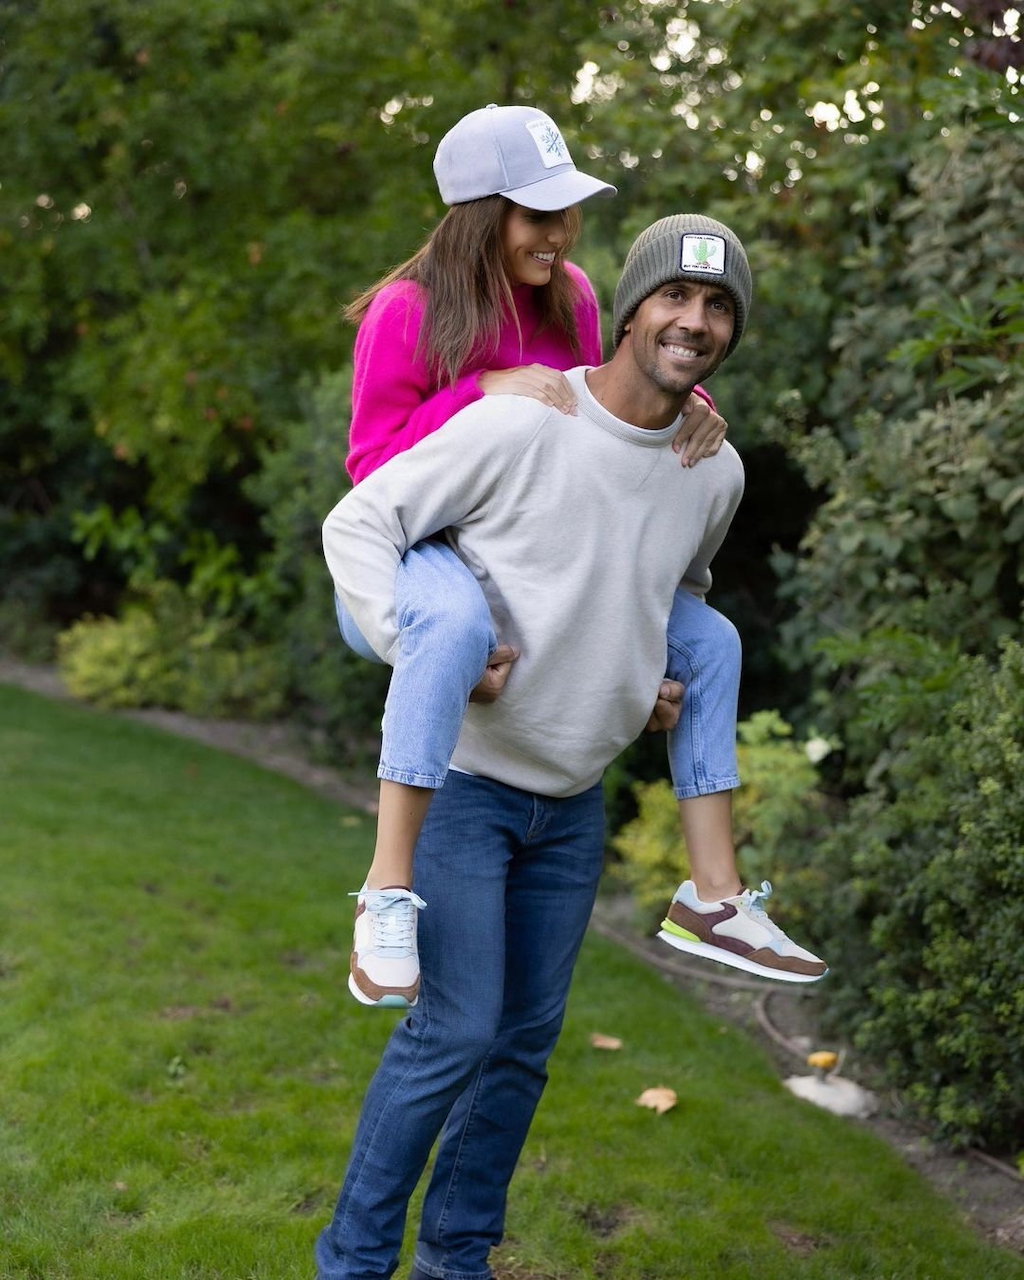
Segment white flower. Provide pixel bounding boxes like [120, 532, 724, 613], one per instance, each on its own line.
[804, 736, 831, 765]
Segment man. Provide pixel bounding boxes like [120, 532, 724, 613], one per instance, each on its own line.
[318, 214, 751, 1280]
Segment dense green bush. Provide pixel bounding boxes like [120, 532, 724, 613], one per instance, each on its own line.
[772, 128, 1024, 706]
[783, 635, 1024, 1153]
[772, 377, 1024, 688]
[765, 119, 1024, 1151]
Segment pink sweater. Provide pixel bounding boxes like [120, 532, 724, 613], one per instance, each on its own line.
[346, 262, 602, 483]
[346, 260, 714, 483]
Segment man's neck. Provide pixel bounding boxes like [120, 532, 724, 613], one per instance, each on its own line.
[585, 364, 692, 432]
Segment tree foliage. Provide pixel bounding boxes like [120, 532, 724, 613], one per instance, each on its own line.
[0, 0, 611, 697]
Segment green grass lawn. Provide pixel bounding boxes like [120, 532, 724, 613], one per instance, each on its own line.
[2, 682, 1022, 1280]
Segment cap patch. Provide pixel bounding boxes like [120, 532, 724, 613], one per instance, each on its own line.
[679, 233, 726, 276]
[525, 118, 571, 169]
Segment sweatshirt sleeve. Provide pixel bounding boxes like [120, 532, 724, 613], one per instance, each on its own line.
[345, 285, 486, 484]
[678, 444, 745, 598]
[326, 400, 545, 662]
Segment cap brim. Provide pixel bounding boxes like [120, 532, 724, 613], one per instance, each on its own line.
[501, 169, 617, 212]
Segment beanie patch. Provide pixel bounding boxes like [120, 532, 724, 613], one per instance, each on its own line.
[680, 233, 726, 276]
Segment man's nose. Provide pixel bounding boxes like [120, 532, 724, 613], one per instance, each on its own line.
[672, 298, 707, 331]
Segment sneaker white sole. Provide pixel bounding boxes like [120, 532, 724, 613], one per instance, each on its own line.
[657, 929, 828, 984]
[347, 972, 418, 1009]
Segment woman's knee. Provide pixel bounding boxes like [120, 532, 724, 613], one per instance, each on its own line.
[667, 601, 741, 678]
[705, 608, 742, 668]
[398, 581, 494, 666]
[397, 549, 494, 655]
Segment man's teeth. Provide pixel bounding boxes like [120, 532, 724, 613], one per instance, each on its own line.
[664, 343, 700, 358]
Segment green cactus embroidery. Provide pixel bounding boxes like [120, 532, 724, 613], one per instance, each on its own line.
[693, 239, 711, 265]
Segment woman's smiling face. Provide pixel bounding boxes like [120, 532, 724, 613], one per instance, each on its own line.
[501, 204, 573, 286]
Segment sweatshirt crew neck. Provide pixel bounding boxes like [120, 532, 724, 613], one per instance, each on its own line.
[567, 367, 682, 450]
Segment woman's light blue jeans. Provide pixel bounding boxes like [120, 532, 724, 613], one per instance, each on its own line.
[335, 538, 741, 797]
[314, 770, 607, 1280]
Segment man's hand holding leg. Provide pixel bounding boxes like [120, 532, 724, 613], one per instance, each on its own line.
[645, 679, 684, 733]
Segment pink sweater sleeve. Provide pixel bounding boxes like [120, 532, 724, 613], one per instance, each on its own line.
[345, 284, 486, 484]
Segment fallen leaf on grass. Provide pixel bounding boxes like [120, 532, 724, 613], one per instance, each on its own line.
[590, 1032, 623, 1051]
[636, 1086, 677, 1114]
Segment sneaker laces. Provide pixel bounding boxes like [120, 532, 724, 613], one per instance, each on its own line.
[351, 889, 425, 954]
[740, 880, 789, 942]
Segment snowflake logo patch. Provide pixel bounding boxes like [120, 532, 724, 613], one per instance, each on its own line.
[526, 119, 570, 168]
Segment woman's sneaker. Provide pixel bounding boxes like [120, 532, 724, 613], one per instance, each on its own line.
[349, 887, 426, 1008]
[657, 879, 827, 983]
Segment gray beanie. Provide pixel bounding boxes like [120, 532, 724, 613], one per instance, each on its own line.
[612, 214, 752, 357]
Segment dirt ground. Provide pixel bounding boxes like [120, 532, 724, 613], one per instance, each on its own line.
[4, 656, 1023, 1258]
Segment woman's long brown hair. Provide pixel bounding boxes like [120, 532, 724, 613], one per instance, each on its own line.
[345, 196, 584, 388]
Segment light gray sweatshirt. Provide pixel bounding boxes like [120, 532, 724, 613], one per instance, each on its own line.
[322, 366, 744, 798]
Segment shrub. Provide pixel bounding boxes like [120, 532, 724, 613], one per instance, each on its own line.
[759, 122, 1024, 1153]
[784, 634, 1024, 1152]
[768, 126, 1024, 786]
[57, 581, 285, 720]
[772, 381, 1024, 736]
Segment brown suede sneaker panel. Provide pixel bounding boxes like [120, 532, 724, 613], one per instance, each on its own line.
[665, 899, 737, 945]
[350, 954, 420, 1004]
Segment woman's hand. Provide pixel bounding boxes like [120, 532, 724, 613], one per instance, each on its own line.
[672, 394, 728, 467]
[479, 365, 577, 415]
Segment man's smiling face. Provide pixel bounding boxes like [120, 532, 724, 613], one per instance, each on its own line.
[624, 281, 736, 397]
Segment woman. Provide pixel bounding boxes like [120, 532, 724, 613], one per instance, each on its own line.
[335, 105, 809, 1011]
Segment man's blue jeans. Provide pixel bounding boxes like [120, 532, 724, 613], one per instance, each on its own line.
[315, 771, 606, 1280]
[335, 538, 741, 797]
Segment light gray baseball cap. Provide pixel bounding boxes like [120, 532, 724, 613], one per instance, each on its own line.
[433, 104, 617, 210]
